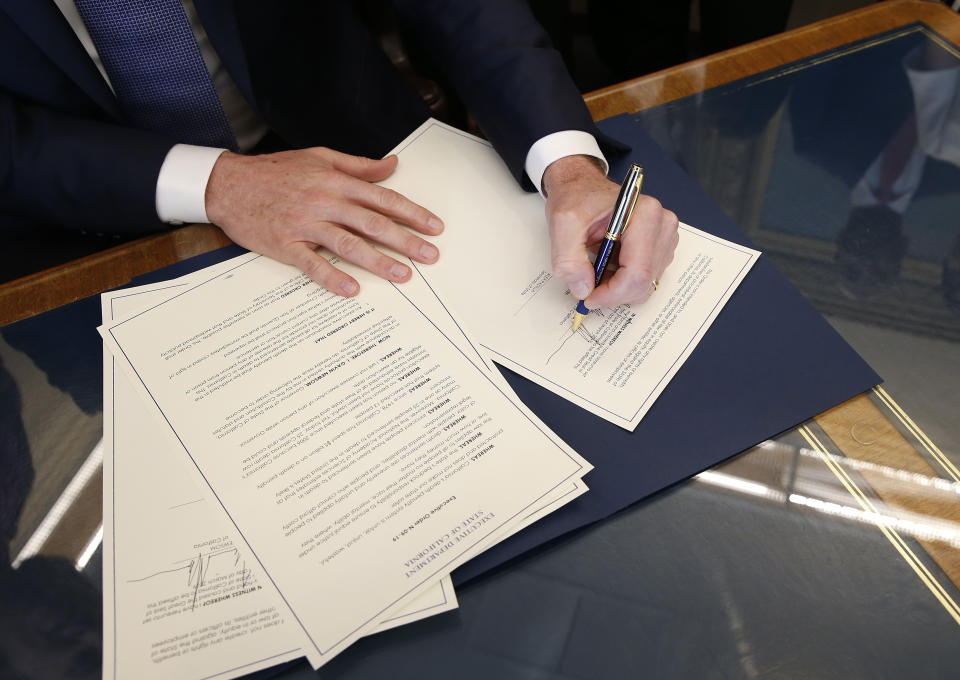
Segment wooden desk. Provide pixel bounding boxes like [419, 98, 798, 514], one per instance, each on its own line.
[2, 3, 959, 673]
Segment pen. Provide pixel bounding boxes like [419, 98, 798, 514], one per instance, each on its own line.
[571, 163, 645, 331]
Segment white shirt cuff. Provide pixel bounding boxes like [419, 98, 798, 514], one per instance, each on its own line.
[155, 144, 227, 225]
[525, 130, 608, 197]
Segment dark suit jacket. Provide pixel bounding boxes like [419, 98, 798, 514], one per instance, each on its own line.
[0, 0, 600, 235]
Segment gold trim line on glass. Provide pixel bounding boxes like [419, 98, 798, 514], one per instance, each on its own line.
[798, 424, 960, 626]
[872, 386, 960, 484]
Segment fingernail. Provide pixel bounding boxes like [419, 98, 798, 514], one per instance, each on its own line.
[390, 263, 410, 279]
[419, 243, 438, 261]
[570, 281, 590, 299]
[428, 217, 444, 233]
[340, 280, 358, 296]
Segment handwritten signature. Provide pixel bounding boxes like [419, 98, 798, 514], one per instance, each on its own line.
[127, 546, 252, 611]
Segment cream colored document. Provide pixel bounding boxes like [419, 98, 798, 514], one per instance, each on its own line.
[100, 253, 591, 667]
[101, 276, 458, 678]
[381, 120, 761, 430]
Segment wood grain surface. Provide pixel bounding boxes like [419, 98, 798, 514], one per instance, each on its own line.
[583, 0, 960, 118]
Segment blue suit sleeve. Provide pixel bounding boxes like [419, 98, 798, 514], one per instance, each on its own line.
[392, 0, 603, 189]
[0, 91, 175, 233]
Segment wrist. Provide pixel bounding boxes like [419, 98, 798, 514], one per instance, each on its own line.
[542, 155, 607, 198]
[205, 151, 246, 225]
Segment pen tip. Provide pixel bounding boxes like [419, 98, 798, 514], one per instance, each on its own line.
[572, 313, 584, 332]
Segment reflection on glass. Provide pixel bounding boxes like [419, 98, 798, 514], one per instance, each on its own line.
[635, 24, 960, 481]
[1, 324, 105, 677]
[697, 438, 960, 550]
[12, 441, 103, 569]
[636, 25, 960, 340]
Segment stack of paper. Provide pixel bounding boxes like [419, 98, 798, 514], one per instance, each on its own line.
[99, 121, 758, 678]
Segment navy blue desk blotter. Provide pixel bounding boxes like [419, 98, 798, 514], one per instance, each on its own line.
[451, 114, 881, 582]
[1, 114, 880, 588]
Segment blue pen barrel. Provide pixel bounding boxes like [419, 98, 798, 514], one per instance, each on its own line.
[572, 163, 642, 327]
[593, 238, 617, 286]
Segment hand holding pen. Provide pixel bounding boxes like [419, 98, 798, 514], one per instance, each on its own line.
[572, 163, 645, 331]
[541, 156, 679, 325]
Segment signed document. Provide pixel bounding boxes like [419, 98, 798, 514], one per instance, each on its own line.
[381, 120, 761, 430]
[101, 254, 591, 666]
[101, 275, 458, 678]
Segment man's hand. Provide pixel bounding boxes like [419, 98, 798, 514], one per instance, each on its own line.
[543, 155, 679, 309]
[205, 148, 443, 296]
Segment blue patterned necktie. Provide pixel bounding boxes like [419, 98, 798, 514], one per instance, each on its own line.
[75, 0, 237, 149]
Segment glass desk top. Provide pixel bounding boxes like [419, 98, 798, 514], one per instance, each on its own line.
[635, 22, 960, 452]
[2, 20, 960, 680]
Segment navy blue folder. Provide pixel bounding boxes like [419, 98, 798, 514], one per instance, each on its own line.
[119, 114, 879, 584]
[1, 114, 879, 589]
[128, 115, 879, 584]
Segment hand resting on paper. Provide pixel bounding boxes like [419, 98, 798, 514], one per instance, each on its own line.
[204, 147, 677, 307]
[204, 148, 443, 297]
[542, 155, 679, 310]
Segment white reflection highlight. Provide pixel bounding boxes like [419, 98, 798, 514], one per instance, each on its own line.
[696, 457, 960, 549]
[761, 438, 960, 496]
[12, 438, 103, 569]
[788, 493, 960, 548]
[76, 524, 103, 571]
[797, 447, 960, 496]
[695, 470, 786, 502]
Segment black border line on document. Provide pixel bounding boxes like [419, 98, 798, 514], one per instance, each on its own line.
[108, 282, 305, 675]
[106, 257, 587, 660]
[400, 122, 758, 425]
